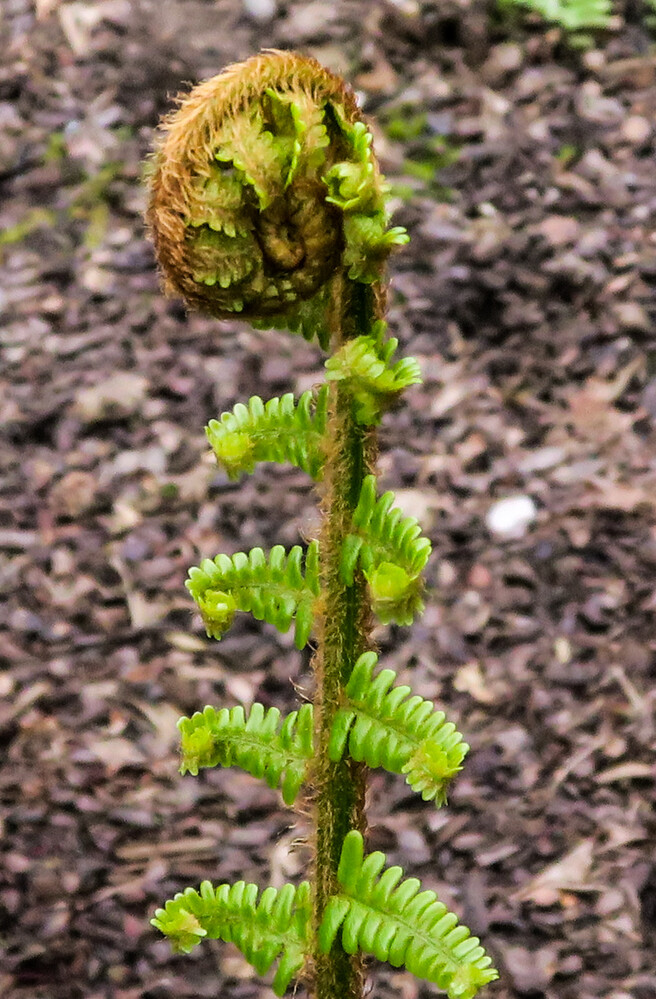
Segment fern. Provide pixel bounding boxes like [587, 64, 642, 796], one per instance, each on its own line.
[149, 52, 495, 999]
[329, 652, 468, 805]
[206, 386, 328, 480]
[325, 323, 422, 425]
[187, 541, 320, 648]
[152, 880, 312, 996]
[319, 832, 498, 999]
[341, 475, 431, 625]
[177, 702, 314, 805]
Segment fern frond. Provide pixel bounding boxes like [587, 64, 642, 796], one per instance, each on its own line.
[177, 702, 314, 805]
[152, 879, 312, 996]
[325, 324, 422, 425]
[341, 475, 431, 625]
[329, 652, 468, 805]
[319, 832, 498, 999]
[187, 541, 320, 648]
[206, 386, 328, 480]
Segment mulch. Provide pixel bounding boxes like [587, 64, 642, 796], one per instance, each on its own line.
[1, 2, 655, 998]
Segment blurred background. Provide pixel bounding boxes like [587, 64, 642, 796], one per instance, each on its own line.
[1, 1, 655, 997]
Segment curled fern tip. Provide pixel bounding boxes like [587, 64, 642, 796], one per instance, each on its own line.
[147, 51, 406, 335]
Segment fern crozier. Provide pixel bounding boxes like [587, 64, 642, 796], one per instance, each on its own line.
[147, 51, 406, 335]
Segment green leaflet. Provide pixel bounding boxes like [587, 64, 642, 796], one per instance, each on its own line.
[325, 324, 422, 424]
[341, 475, 431, 625]
[152, 880, 312, 996]
[319, 832, 498, 999]
[342, 215, 409, 284]
[190, 225, 256, 298]
[178, 702, 314, 805]
[252, 282, 332, 350]
[324, 116, 377, 213]
[188, 166, 249, 237]
[187, 541, 320, 649]
[206, 386, 328, 480]
[323, 104, 409, 284]
[263, 87, 331, 183]
[215, 105, 288, 211]
[328, 652, 468, 805]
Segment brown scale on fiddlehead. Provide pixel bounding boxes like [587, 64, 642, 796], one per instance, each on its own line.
[146, 50, 406, 327]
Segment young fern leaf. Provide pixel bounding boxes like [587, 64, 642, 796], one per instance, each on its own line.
[319, 832, 498, 999]
[152, 879, 312, 996]
[187, 541, 320, 649]
[178, 702, 314, 805]
[206, 386, 328, 480]
[325, 322, 422, 425]
[329, 652, 468, 805]
[341, 475, 432, 625]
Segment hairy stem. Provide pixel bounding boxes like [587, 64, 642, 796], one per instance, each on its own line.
[312, 276, 379, 999]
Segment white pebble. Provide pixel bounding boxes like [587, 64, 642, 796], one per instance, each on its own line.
[241, 0, 277, 21]
[486, 495, 537, 538]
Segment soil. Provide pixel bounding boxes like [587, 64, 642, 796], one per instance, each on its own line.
[1, 2, 655, 999]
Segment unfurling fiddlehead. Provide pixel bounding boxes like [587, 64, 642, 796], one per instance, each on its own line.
[147, 50, 406, 338]
[147, 49, 496, 999]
